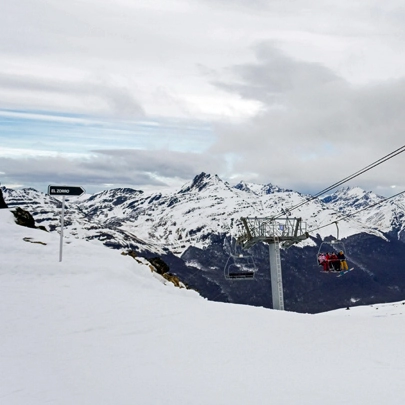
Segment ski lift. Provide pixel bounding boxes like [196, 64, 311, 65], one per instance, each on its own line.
[223, 236, 258, 280]
[224, 252, 257, 280]
[316, 222, 350, 273]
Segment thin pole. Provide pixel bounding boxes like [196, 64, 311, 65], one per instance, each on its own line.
[59, 196, 65, 262]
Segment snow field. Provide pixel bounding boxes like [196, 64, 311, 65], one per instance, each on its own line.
[1, 209, 405, 404]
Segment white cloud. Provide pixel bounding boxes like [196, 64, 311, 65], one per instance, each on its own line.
[209, 43, 405, 194]
[1, 0, 405, 195]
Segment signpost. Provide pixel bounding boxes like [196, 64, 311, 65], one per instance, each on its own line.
[48, 186, 86, 197]
[48, 185, 86, 262]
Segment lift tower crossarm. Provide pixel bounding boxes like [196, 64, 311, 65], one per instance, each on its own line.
[237, 217, 308, 249]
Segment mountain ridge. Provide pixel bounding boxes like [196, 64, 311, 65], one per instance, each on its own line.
[2, 172, 405, 313]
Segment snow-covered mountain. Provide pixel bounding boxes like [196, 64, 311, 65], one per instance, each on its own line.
[322, 186, 405, 239]
[1, 207, 405, 405]
[4, 173, 402, 249]
[2, 172, 405, 313]
[2, 186, 166, 255]
[62, 173, 395, 250]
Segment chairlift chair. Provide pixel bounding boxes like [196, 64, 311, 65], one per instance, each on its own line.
[224, 253, 258, 280]
[316, 222, 349, 272]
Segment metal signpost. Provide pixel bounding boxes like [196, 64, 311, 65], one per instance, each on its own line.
[48, 185, 85, 262]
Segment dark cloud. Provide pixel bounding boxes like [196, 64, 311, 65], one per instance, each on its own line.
[92, 149, 225, 180]
[0, 149, 226, 193]
[214, 44, 343, 104]
[209, 43, 405, 195]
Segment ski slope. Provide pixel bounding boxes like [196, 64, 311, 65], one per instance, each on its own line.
[1, 209, 404, 405]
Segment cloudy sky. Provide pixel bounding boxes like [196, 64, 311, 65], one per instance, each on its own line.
[1, 0, 405, 195]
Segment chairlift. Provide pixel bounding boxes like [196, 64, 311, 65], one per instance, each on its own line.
[316, 222, 350, 273]
[224, 253, 258, 280]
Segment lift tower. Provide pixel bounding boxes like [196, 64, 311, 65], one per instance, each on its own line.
[236, 216, 308, 310]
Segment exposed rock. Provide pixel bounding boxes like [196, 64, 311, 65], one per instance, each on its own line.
[162, 272, 186, 288]
[147, 257, 170, 275]
[147, 257, 187, 288]
[122, 251, 188, 289]
[23, 237, 47, 245]
[121, 250, 138, 259]
[0, 189, 7, 209]
[12, 207, 36, 228]
[10, 207, 47, 231]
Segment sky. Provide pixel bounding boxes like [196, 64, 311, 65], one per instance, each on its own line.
[1, 0, 405, 195]
[1, 208, 405, 404]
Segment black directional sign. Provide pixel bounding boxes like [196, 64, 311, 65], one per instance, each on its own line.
[48, 185, 86, 196]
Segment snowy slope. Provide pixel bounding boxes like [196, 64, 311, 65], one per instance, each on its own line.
[1, 186, 166, 255]
[323, 186, 405, 237]
[1, 210, 405, 405]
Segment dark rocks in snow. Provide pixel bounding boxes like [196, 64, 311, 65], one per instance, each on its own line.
[179, 172, 210, 193]
[122, 250, 138, 259]
[179, 172, 223, 193]
[147, 257, 170, 275]
[23, 237, 47, 245]
[0, 189, 8, 209]
[12, 207, 37, 229]
[122, 251, 187, 289]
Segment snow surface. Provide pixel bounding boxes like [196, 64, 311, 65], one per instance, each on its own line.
[1, 209, 405, 405]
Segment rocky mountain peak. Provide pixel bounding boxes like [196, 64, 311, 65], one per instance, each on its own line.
[178, 172, 224, 194]
[322, 187, 383, 207]
[234, 180, 288, 196]
[233, 181, 258, 195]
[86, 187, 143, 205]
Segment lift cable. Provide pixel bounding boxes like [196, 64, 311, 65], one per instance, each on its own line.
[272, 144, 405, 220]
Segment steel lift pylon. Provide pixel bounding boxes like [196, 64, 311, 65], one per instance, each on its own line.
[236, 216, 308, 310]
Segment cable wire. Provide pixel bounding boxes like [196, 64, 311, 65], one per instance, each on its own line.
[273, 144, 405, 219]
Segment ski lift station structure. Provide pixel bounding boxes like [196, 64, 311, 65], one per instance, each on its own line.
[235, 216, 309, 311]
